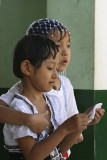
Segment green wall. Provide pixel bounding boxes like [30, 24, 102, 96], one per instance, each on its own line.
[0, 0, 94, 89]
[47, 0, 95, 90]
[0, 0, 47, 88]
[94, 91, 107, 160]
[69, 90, 94, 160]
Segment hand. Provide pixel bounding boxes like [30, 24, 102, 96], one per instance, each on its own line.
[63, 113, 88, 135]
[74, 134, 84, 144]
[27, 111, 50, 133]
[85, 107, 105, 125]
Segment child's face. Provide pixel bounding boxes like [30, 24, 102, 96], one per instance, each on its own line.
[29, 52, 60, 92]
[49, 29, 71, 72]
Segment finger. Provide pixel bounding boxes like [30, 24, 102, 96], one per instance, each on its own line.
[96, 108, 105, 118]
[85, 106, 94, 114]
[81, 125, 87, 130]
[81, 121, 89, 126]
[95, 112, 101, 120]
[79, 113, 88, 119]
[81, 116, 89, 122]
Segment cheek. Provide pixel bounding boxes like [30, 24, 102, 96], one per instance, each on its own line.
[40, 71, 50, 81]
[69, 52, 71, 60]
[58, 47, 62, 55]
[68, 50, 71, 59]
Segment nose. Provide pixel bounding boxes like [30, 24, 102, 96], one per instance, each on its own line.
[52, 69, 58, 79]
[60, 46, 68, 56]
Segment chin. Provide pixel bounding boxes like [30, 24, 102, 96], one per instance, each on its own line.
[44, 87, 53, 92]
[57, 65, 67, 73]
[58, 68, 66, 73]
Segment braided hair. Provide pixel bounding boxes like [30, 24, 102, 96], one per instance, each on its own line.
[26, 18, 70, 41]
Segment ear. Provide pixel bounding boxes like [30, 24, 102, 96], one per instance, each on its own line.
[21, 60, 31, 76]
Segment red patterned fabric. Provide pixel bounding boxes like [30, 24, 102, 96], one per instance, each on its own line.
[63, 152, 69, 158]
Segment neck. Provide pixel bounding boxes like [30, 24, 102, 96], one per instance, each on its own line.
[21, 80, 43, 102]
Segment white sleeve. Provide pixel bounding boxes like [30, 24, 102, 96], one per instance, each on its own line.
[53, 96, 67, 125]
[0, 81, 22, 106]
[65, 78, 79, 119]
[7, 99, 37, 139]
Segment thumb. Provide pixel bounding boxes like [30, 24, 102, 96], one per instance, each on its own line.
[85, 106, 93, 114]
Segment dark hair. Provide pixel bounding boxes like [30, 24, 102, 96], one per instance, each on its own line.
[26, 18, 70, 41]
[13, 34, 59, 79]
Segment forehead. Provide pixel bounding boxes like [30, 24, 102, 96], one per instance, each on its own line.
[45, 53, 60, 64]
[49, 29, 70, 43]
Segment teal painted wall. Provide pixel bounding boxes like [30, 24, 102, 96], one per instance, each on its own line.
[0, 0, 47, 88]
[47, 0, 95, 90]
[0, 0, 95, 89]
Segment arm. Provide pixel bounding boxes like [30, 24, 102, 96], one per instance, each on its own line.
[17, 113, 88, 160]
[59, 114, 87, 154]
[0, 81, 23, 123]
[0, 99, 29, 124]
[74, 134, 84, 144]
[0, 99, 49, 133]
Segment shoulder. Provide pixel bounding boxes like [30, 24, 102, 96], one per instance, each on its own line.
[10, 94, 34, 114]
[0, 81, 22, 105]
[10, 81, 22, 93]
[59, 75, 71, 83]
[59, 75, 73, 89]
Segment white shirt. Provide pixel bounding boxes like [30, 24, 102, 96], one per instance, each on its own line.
[0, 81, 22, 105]
[3, 93, 61, 151]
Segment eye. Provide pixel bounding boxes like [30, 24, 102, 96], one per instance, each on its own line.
[48, 67, 53, 70]
[67, 45, 71, 48]
[57, 44, 60, 48]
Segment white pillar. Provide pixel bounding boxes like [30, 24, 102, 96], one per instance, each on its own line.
[94, 0, 107, 89]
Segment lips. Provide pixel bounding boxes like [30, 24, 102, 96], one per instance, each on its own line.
[61, 59, 68, 65]
[49, 81, 55, 86]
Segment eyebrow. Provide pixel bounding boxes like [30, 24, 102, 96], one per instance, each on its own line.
[57, 37, 70, 43]
[47, 61, 56, 64]
[47, 61, 60, 65]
